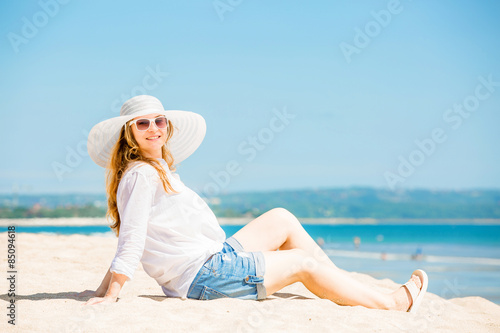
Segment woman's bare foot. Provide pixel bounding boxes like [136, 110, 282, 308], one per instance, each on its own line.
[392, 274, 423, 311]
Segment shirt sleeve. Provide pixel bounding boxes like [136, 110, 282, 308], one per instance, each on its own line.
[110, 169, 154, 280]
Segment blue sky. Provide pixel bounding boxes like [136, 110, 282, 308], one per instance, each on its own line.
[1, 0, 499, 195]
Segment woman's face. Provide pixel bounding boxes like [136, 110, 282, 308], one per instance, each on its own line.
[130, 113, 169, 159]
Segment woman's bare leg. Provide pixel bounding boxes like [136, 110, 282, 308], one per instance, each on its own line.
[262, 249, 422, 310]
[232, 208, 337, 269]
[231, 208, 422, 310]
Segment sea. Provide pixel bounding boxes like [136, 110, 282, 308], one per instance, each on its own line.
[12, 223, 500, 305]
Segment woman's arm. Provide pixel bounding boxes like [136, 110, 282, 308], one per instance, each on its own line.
[83, 271, 128, 305]
[83, 170, 152, 304]
[95, 267, 112, 297]
[74, 267, 112, 298]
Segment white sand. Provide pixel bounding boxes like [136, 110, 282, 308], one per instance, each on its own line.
[1, 232, 500, 332]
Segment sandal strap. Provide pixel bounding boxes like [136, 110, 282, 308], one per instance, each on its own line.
[403, 280, 419, 303]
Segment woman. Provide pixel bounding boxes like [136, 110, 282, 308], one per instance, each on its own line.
[82, 95, 428, 312]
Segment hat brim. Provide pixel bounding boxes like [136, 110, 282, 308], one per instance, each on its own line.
[87, 110, 206, 168]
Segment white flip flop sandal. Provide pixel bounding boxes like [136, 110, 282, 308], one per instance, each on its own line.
[403, 269, 428, 313]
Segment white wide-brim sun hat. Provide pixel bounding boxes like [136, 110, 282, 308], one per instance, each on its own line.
[87, 95, 206, 168]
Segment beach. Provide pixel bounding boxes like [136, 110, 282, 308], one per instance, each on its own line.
[1, 225, 500, 332]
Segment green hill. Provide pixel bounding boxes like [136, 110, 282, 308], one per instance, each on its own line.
[1, 188, 499, 219]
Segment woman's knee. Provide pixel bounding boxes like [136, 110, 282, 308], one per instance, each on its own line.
[269, 207, 300, 226]
[286, 249, 321, 280]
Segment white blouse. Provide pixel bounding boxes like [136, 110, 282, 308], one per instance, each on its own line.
[109, 159, 226, 298]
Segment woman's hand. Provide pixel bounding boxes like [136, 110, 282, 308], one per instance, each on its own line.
[83, 296, 117, 306]
[79, 271, 127, 305]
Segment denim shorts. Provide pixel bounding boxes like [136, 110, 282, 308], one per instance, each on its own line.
[187, 237, 267, 300]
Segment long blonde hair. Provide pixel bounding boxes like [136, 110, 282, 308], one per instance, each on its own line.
[106, 119, 176, 236]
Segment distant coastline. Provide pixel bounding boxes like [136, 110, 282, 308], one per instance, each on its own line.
[1, 217, 499, 227]
[2, 188, 499, 220]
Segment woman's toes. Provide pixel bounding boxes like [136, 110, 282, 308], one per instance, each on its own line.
[411, 274, 423, 290]
[396, 274, 423, 311]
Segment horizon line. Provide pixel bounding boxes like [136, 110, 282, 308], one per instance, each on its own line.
[1, 185, 500, 196]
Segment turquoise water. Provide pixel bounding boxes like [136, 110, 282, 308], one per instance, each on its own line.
[10, 224, 500, 305]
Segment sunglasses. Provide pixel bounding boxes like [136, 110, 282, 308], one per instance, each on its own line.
[129, 116, 168, 131]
